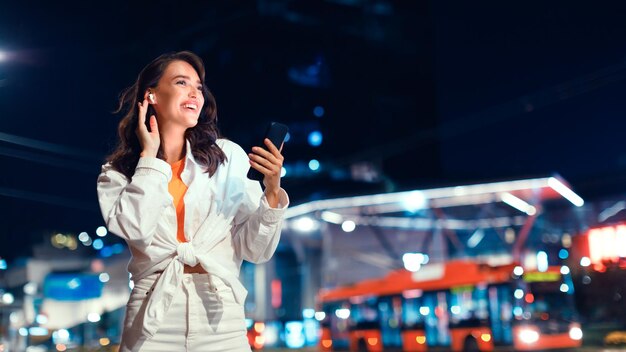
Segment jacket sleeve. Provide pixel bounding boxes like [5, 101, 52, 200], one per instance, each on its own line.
[228, 144, 289, 264]
[96, 157, 172, 251]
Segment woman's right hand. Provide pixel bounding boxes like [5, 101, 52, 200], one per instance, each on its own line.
[136, 99, 160, 158]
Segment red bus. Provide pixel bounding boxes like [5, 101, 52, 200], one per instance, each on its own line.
[317, 260, 582, 351]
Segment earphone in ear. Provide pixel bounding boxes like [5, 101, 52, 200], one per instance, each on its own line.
[148, 93, 154, 102]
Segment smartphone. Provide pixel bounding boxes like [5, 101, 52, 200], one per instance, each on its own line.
[247, 122, 289, 181]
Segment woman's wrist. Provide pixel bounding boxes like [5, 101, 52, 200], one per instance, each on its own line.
[264, 188, 281, 208]
[140, 150, 158, 158]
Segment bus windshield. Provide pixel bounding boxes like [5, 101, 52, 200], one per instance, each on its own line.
[515, 273, 577, 323]
[526, 281, 576, 321]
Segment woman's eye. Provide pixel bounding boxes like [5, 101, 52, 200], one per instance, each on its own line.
[176, 80, 186, 86]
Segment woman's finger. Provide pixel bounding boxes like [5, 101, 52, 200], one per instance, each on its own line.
[249, 153, 278, 171]
[149, 115, 158, 133]
[249, 159, 273, 176]
[137, 100, 148, 131]
[251, 147, 279, 165]
[264, 138, 284, 160]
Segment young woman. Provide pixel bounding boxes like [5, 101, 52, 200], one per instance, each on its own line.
[97, 51, 289, 351]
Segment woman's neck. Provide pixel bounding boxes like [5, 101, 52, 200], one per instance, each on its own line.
[160, 129, 186, 164]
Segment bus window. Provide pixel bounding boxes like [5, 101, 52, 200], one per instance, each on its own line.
[524, 281, 576, 321]
[377, 295, 403, 348]
[323, 301, 351, 349]
[488, 284, 513, 345]
[350, 296, 379, 330]
[423, 291, 451, 346]
[448, 284, 489, 328]
[402, 291, 425, 330]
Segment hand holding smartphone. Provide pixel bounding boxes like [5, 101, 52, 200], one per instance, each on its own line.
[247, 122, 289, 181]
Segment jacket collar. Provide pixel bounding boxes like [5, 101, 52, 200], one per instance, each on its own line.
[184, 139, 198, 167]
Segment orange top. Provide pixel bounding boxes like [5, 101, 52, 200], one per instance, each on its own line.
[168, 158, 188, 243]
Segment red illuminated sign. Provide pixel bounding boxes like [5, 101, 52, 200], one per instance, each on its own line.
[588, 224, 626, 264]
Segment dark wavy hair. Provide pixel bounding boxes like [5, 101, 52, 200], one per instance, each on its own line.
[106, 51, 226, 180]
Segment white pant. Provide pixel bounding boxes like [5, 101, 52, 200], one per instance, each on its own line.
[120, 273, 251, 352]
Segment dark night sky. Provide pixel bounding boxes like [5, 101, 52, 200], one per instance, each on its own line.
[1, 1, 625, 261]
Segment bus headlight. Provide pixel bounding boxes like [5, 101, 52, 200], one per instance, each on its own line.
[519, 329, 539, 344]
[569, 327, 583, 340]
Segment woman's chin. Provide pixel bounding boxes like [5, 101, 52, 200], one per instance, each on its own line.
[185, 117, 199, 128]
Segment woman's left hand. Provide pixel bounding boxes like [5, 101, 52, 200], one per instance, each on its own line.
[248, 139, 284, 204]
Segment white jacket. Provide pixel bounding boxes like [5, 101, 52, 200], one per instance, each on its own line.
[96, 139, 289, 338]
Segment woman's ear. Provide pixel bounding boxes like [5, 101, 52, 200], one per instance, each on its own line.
[145, 91, 155, 104]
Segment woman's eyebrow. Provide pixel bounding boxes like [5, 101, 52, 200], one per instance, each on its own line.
[171, 74, 202, 84]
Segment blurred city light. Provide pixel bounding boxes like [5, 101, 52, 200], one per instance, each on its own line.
[67, 278, 81, 289]
[314, 311, 326, 321]
[302, 308, 315, 319]
[403, 253, 428, 272]
[501, 192, 536, 215]
[281, 167, 287, 177]
[0, 259, 6, 270]
[505, 228, 515, 243]
[100, 246, 113, 258]
[558, 248, 569, 259]
[518, 329, 539, 344]
[560, 266, 570, 275]
[320, 211, 343, 224]
[78, 232, 90, 242]
[341, 220, 356, 233]
[112, 243, 124, 254]
[307, 131, 323, 147]
[560, 283, 569, 293]
[36, 314, 48, 324]
[285, 321, 305, 348]
[513, 266, 524, 276]
[98, 273, 110, 283]
[419, 306, 430, 316]
[467, 229, 485, 248]
[87, 313, 101, 323]
[51, 233, 66, 248]
[308, 159, 320, 171]
[2, 293, 14, 304]
[93, 239, 103, 250]
[96, 226, 107, 237]
[569, 327, 583, 340]
[9, 312, 20, 324]
[292, 217, 318, 232]
[0, 51, 7, 62]
[548, 177, 584, 207]
[28, 327, 48, 336]
[580, 257, 591, 267]
[335, 308, 350, 319]
[24, 282, 37, 295]
[562, 233, 572, 248]
[263, 322, 279, 346]
[514, 289, 524, 299]
[52, 329, 70, 344]
[313, 106, 325, 118]
[537, 251, 548, 272]
[403, 191, 426, 212]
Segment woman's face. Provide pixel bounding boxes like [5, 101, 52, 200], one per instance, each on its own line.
[150, 60, 205, 130]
